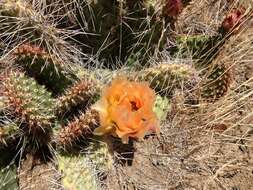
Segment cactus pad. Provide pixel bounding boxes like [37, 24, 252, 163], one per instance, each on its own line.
[201, 64, 233, 101]
[137, 63, 197, 94]
[58, 154, 99, 190]
[14, 43, 76, 94]
[56, 110, 99, 148]
[57, 79, 100, 115]
[83, 139, 113, 172]
[1, 71, 55, 134]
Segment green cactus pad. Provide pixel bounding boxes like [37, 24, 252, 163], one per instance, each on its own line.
[2, 71, 56, 132]
[153, 95, 170, 121]
[171, 35, 220, 61]
[137, 63, 197, 94]
[56, 110, 99, 148]
[14, 44, 76, 94]
[56, 79, 100, 115]
[75, 0, 168, 67]
[0, 121, 19, 147]
[201, 64, 232, 101]
[0, 164, 18, 190]
[58, 154, 100, 190]
[83, 139, 113, 173]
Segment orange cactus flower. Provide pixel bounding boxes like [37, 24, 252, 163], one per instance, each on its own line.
[92, 78, 159, 144]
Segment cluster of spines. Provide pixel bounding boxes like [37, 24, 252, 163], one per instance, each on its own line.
[171, 35, 217, 60]
[14, 43, 48, 59]
[0, 0, 80, 74]
[13, 43, 75, 94]
[0, 0, 45, 43]
[1, 71, 55, 135]
[201, 64, 232, 101]
[97, 63, 197, 94]
[56, 110, 99, 149]
[136, 63, 197, 94]
[56, 79, 100, 115]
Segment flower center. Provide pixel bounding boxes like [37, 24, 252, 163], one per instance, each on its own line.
[130, 101, 140, 111]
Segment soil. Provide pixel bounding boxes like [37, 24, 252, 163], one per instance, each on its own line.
[18, 153, 62, 190]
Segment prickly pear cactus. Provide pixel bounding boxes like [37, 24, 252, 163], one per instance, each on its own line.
[58, 154, 100, 190]
[1, 71, 55, 137]
[56, 79, 100, 115]
[83, 139, 113, 172]
[170, 35, 218, 61]
[0, 164, 18, 190]
[0, 121, 19, 146]
[153, 95, 170, 121]
[0, 0, 80, 68]
[56, 110, 99, 149]
[201, 63, 232, 101]
[137, 63, 197, 94]
[0, 0, 251, 189]
[75, 0, 174, 66]
[13, 43, 76, 94]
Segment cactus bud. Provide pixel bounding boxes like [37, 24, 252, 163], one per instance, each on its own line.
[163, 0, 183, 17]
[220, 8, 245, 34]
